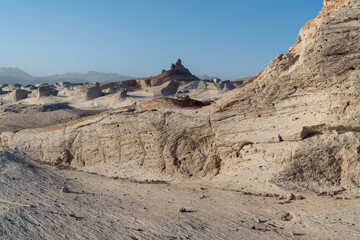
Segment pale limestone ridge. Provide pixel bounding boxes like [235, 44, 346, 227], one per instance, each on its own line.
[212, 0, 360, 188]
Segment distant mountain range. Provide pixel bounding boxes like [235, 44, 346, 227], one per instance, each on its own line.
[0, 67, 134, 85]
[0, 67, 36, 84]
[0, 67, 228, 85]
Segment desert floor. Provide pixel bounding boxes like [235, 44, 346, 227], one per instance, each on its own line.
[1, 151, 359, 240]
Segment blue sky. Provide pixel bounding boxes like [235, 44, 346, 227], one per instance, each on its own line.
[0, 0, 323, 79]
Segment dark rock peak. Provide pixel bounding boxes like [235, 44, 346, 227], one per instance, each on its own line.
[163, 59, 194, 77]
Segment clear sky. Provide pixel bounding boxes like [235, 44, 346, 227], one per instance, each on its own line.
[0, 0, 323, 79]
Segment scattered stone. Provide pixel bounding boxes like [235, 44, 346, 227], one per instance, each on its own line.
[61, 186, 71, 193]
[178, 208, 187, 213]
[256, 218, 267, 223]
[282, 212, 295, 221]
[286, 193, 295, 201]
[295, 195, 306, 200]
[66, 213, 79, 220]
[291, 231, 306, 237]
[243, 192, 254, 196]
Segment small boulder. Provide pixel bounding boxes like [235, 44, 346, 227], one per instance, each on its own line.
[178, 207, 187, 213]
[61, 186, 71, 193]
[282, 212, 295, 221]
[118, 88, 127, 98]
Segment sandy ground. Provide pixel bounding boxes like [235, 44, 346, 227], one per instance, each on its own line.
[0, 104, 103, 132]
[1, 151, 359, 240]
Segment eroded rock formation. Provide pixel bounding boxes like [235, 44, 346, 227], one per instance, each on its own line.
[36, 85, 58, 98]
[2, 0, 359, 192]
[10, 89, 28, 102]
[211, 0, 360, 187]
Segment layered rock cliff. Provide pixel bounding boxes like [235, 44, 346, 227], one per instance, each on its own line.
[211, 0, 360, 188]
[2, 0, 360, 192]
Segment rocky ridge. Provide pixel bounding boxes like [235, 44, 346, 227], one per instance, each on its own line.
[212, 0, 360, 187]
